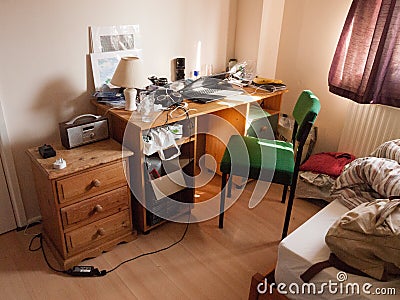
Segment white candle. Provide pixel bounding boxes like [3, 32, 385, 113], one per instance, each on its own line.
[195, 41, 201, 74]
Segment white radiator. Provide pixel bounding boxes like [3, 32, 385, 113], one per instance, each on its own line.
[338, 102, 400, 157]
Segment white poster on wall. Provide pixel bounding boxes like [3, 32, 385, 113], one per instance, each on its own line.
[89, 25, 143, 91]
[90, 25, 141, 53]
[90, 50, 142, 91]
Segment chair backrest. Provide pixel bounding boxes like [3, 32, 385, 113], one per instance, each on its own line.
[290, 90, 320, 177]
[291, 90, 321, 146]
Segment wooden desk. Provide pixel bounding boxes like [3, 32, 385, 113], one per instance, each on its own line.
[92, 88, 287, 232]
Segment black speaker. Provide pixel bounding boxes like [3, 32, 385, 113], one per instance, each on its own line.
[174, 57, 185, 80]
[175, 57, 185, 69]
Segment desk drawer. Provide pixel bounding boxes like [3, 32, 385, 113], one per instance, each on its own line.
[61, 186, 130, 228]
[65, 210, 131, 253]
[56, 161, 127, 204]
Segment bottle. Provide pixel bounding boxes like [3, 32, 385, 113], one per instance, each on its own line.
[227, 58, 237, 72]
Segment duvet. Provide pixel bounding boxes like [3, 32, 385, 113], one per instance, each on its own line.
[330, 139, 400, 209]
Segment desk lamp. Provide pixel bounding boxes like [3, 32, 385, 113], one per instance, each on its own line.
[111, 56, 139, 111]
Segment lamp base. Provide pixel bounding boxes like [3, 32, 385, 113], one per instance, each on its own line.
[124, 88, 137, 111]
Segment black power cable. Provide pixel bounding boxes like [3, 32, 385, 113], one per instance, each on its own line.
[107, 213, 190, 274]
[29, 233, 66, 275]
[29, 212, 191, 277]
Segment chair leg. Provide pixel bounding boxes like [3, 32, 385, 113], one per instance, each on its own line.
[227, 174, 233, 198]
[219, 173, 228, 228]
[281, 185, 288, 203]
[281, 184, 296, 239]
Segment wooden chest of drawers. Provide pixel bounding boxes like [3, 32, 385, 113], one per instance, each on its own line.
[26, 139, 135, 270]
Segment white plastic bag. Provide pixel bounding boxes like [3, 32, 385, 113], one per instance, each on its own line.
[143, 127, 181, 160]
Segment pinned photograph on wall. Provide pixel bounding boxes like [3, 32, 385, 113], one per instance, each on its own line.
[90, 50, 142, 91]
[90, 25, 142, 53]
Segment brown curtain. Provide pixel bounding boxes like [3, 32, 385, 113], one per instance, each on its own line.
[328, 0, 400, 108]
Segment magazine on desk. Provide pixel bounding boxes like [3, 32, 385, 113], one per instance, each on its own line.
[94, 90, 125, 107]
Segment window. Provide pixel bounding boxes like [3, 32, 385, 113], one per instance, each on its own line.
[328, 0, 400, 108]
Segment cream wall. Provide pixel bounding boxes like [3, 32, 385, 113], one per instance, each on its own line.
[257, 0, 285, 77]
[234, 0, 285, 78]
[234, 0, 263, 64]
[0, 0, 236, 221]
[234, 0, 351, 153]
[276, 0, 353, 153]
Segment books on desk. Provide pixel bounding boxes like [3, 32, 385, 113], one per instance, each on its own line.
[94, 91, 125, 107]
[97, 99, 126, 108]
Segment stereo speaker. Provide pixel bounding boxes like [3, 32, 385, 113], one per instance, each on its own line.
[173, 57, 185, 81]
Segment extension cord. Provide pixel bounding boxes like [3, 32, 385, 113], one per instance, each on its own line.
[66, 266, 106, 277]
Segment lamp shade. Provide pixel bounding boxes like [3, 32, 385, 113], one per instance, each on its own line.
[111, 56, 139, 88]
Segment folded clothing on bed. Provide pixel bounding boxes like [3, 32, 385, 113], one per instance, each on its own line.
[295, 171, 335, 202]
[299, 152, 356, 177]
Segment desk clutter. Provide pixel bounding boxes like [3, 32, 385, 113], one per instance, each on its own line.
[140, 122, 195, 230]
[93, 65, 287, 110]
[92, 89, 287, 233]
[93, 90, 125, 107]
[250, 76, 287, 93]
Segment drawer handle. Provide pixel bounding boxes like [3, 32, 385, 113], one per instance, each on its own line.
[92, 179, 101, 187]
[97, 228, 106, 236]
[94, 204, 104, 213]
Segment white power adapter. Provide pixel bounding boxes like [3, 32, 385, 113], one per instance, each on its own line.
[53, 158, 67, 169]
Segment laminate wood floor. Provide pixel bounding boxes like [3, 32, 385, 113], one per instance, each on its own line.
[0, 178, 324, 300]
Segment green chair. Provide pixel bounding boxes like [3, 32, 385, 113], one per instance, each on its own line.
[219, 90, 321, 239]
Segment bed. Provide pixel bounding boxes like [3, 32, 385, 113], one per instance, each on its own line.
[275, 199, 400, 299]
[272, 139, 400, 299]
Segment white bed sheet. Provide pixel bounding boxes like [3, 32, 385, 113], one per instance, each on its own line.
[275, 200, 400, 299]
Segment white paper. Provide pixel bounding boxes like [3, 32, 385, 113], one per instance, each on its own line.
[90, 25, 141, 53]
